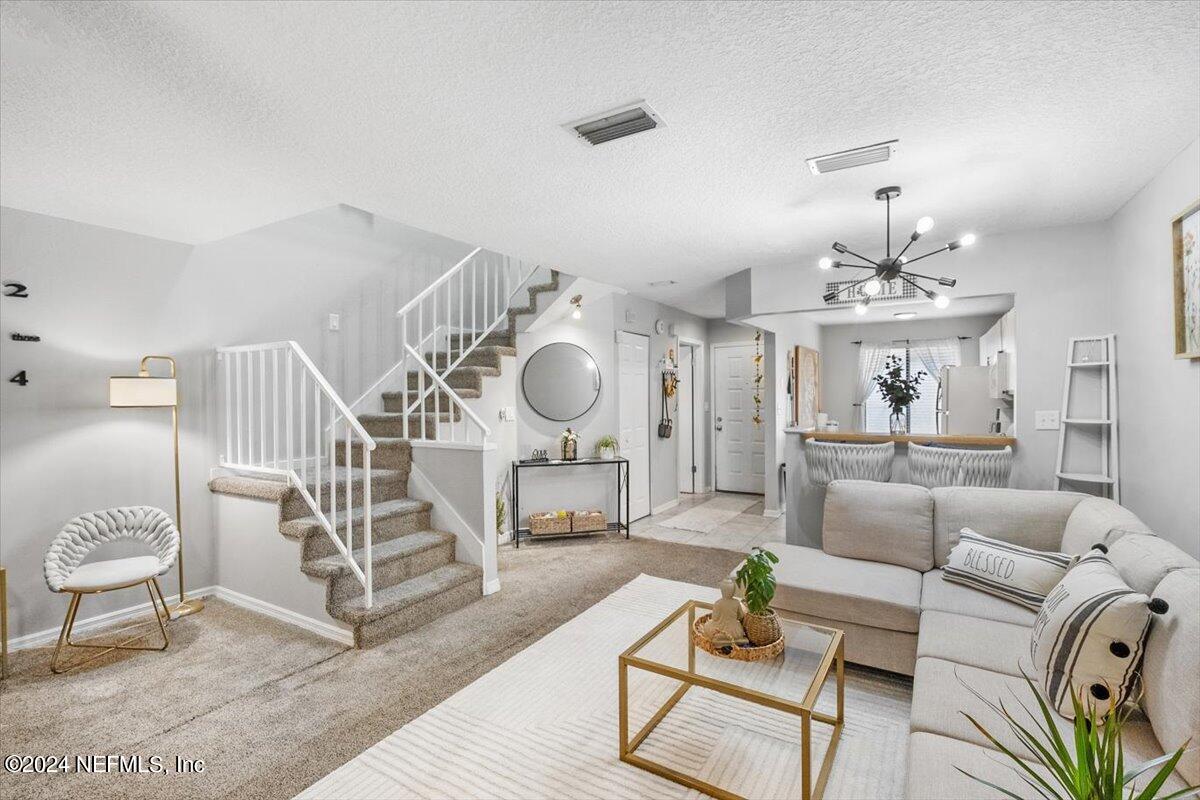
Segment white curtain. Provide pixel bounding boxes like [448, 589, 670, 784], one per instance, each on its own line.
[855, 343, 891, 429]
[910, 337, 963, 381]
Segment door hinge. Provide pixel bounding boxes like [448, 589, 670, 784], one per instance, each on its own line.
[691, 466, 697, 473]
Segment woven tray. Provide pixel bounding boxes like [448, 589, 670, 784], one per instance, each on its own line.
[692, 613, 785, 662]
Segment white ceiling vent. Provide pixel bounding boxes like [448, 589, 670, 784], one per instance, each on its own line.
[806, 139, 898, 175]
[566, 102, 663, 146]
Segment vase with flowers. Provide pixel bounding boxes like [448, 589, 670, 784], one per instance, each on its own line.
[871, 355, 927, 435]
[560, 428, 579, 461]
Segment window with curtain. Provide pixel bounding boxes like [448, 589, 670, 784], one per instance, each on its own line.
[860, 338, 960, 434]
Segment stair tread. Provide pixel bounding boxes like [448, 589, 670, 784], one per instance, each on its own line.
[407, 365, 501, 376]
[209, 475, 290, 502]
[361, 411, 459, 421]
[301, 466, 405, 489]
[301, 529, 454, 577]
[280, 496, 432, 539]
[382, 388, 482, 400]
[334, 562, 482, 624]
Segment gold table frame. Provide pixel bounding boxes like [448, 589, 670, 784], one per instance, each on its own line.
[618, 600, 845, 800]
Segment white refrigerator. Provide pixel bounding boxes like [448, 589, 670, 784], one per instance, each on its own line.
[937, 366, 995, 434]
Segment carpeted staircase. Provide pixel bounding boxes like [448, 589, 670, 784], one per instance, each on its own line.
[209, 270, 563, 647]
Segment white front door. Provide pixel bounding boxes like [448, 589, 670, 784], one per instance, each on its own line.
[714, 343, 765, 494]
[617, 331, 651, 520]
[677, 344, 695, 494]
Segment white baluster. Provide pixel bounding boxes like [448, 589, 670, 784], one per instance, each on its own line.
[286, 350, 294, 473]
[313, 381, 321, 512]
[300, 370, 308, 488]
[259, 349, 266, 466]
[344, 422, 351, 557]
[401, 312, 409, 442]
[272, 348, 279, 468]
[223, 353, 232, 463]
[329, 398, 337, 545]
[363, 443, 373, 610]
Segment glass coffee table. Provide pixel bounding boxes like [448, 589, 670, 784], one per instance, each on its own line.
[618, 600, 845, 800]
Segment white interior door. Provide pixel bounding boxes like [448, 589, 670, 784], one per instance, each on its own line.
[677, 344, 695, 494]
[714, 343, 765, 494]
[617, 331, 651, 520]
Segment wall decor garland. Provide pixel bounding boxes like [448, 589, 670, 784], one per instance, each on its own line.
[752, 331, 764, 426]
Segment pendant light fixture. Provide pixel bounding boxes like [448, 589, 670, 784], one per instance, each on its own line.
[819, 187, 975, 314]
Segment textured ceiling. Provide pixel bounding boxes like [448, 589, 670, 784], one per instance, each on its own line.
[3, 1, 1198, 317]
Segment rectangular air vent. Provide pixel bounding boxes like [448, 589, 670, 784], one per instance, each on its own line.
[567, 102, 663, 146]
[807, 139, 898, 174]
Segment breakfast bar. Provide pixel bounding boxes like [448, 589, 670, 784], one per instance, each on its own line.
[784, 428, 1017, 548]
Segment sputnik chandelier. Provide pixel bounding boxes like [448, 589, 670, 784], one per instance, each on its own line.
[818, 186, 976, 315]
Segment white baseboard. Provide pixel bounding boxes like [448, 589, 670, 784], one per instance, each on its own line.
[9, 584, 218, 652]
[483, 578, 501, 596]
[762, 508, 783, 519]
[211, 586, 354, 647]
[8, 583, 355, 652]
[651, 498, 680, 515]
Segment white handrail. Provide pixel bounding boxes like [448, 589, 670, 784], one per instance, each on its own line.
[396, 246, 483, 318]
[216, 340, 374, 609]
[404, 344, 493, 437]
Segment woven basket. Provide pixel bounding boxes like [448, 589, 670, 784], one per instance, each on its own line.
[529, 512, 570, 535]
[692, 614, 784, 662]
[743, 610, 783, 646]
[571, 510, 607, 533]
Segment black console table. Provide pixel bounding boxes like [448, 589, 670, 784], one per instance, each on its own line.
[511, 457, 629, 547]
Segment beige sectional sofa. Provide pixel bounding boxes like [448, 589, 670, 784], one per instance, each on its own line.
[770, 479, 1199, 799]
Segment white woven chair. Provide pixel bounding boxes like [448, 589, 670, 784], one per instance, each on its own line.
[908, 443, 1013, 488]
[43, 506, 179, 673]
[804, 440, 894, 486]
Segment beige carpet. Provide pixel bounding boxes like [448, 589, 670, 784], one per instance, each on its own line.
[0, 534, 747, 800]
[300, 574, 912, 800]
[659, 494, 761, 533]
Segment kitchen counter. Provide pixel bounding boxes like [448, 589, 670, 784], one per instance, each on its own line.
[789, 430, 1016, 447]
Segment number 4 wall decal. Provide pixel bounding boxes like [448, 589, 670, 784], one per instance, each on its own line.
[10, 371, 29, 386]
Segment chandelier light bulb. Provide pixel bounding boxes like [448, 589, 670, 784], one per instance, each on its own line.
[818, 257, 833, 270]
[863, 278, 883, 296]
[854, 301, 869, 316]
[933, 293, 951, 309]
[916, 216, 935, 234]
[959, 233, 977, 247]
[572, 306, 582, 320]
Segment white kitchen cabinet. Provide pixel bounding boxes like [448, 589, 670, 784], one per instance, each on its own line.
[980, 310, 1016, 396]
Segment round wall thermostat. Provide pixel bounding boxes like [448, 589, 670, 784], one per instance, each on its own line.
[654, 319, 666, 334]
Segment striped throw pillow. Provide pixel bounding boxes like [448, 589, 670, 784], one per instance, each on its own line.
[1030, 548, 1164, 719]
[943, 528, 1075, 610]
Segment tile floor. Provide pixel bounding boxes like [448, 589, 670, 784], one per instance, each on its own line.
[630, 491, 785, 553]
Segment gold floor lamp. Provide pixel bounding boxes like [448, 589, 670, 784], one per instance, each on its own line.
[109, 355, 204, 617]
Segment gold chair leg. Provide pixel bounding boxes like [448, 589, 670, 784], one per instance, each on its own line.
[150, 578, 173, 624]
[50, 582, 171, 674]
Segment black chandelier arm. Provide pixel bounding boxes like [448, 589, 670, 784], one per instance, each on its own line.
[826, 273, 875, 299]
[897, 268, 948, 284]
[898, 244, 952, 266]
[896, 273, 931, 297]
[835, 259, 875, 270]
[835, 246, 879, 267]
[895, 234, 920, 262]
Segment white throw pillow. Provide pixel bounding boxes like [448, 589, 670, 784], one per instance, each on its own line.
[1030, 548, 1166, 719]
[943, 528, 1075, 610]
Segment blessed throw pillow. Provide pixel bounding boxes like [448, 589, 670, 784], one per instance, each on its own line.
[1030, 548, 1167, 720]
[943, 528, 1075, 610]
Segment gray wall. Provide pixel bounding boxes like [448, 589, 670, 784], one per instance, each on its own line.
[1108, 138, 1200, 556]
[818, 313, 1000, 429]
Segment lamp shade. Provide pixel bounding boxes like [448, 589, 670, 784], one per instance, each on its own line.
[109, 376, 177, 408]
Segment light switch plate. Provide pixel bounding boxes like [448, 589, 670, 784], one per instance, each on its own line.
[328, 313, 340, 332]
[625, 309, 636, 324]
[1035, 410, 1060, 430]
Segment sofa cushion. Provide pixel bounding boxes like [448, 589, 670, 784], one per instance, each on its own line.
[910, 657, 1186, 793]
[905, 732, 1048, 800]
[822, 480, 934, 571]
[778, 608, 918, 676]
[769, 543, 923, 633]
[916, 610, 1031, 676]
[1060, 496, 1151, 555]
[943, 528, 1074, 610]
[921, 568, 1038, 627]
[1107, 532, 1199, 595]
[931, 487, 1084, 566]
[1030, 550, 1155, 719]
[1141, 567, 1200, 786]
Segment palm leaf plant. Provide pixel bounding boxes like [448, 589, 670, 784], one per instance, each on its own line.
[957, 672, 1197, 800]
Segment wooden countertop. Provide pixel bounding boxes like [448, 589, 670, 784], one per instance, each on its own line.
[791, 430, 1016, 447]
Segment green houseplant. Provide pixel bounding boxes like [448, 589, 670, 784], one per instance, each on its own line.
[594, 434, 619, 459]
[872, 354, 927, 435]
[958, 672, 1198, 800]
[734, 547, 782, 646]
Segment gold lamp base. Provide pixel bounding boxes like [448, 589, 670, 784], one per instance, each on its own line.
[172, 598, 205, 618]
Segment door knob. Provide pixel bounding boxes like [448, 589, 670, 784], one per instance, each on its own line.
[715, 416, 723, 431]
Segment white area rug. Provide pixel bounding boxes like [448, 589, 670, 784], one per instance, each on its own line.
[659, 494, 760, 533]
[297, 575, 911, 800]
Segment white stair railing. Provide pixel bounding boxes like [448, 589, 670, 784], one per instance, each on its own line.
[216, 340, 376, 608]
[348, 247, 537, 446]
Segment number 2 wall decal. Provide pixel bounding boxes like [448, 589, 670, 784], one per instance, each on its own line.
[3, 282, 29, 298]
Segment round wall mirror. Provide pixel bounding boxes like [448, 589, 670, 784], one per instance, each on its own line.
[522, 342, 601, 421]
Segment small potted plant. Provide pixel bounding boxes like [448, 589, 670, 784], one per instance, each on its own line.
[595, 433, 619, 460]
[560, 428, 579, 461]
[872, 354, 927, 435]
[735, 547, 782, 646]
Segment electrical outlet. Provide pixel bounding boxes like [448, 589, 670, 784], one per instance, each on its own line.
[328, 313, 340, 332]
[499, 406, 516, 422]
[1035, 410, 1060, 430]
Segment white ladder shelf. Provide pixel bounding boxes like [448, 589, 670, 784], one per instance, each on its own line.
[1054, 335, 1119, 502]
